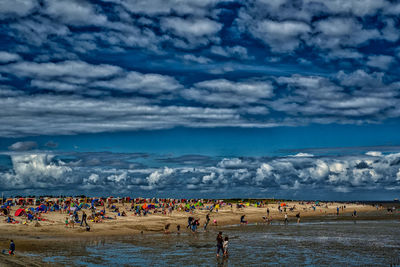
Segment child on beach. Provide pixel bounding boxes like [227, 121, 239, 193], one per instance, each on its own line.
[223, 236, 229, 257]
[9, 240, 15, 255]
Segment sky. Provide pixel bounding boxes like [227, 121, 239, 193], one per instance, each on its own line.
[0, 0, 400, 200]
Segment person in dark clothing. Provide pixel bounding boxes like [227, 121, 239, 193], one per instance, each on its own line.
[204, 214, 210, 230]
[296, 212, 301, 223]
[240, 215, 247, 224]
[80, 211, 88, 226]
[9, 240, 15, 255]
[216, 232, 224, 257]
[187, 216, 194, 228]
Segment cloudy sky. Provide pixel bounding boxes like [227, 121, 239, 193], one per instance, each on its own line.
[1, 0, 400, 199]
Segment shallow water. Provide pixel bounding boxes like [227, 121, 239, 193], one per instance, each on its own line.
[30, 220, 400, 266]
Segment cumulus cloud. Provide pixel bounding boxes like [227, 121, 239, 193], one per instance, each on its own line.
[8, 141, 38, 151]
[246, 19, 311, 52]
[144, 167, 174, 189]
[0, 150, 399, 198]
[0, 154, 72, 189]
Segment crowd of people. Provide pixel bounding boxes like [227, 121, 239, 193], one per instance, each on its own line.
[1, 197, 389, 258]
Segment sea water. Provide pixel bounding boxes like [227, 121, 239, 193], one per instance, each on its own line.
[33, 220, 400, 266]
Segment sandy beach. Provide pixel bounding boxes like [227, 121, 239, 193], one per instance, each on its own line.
[0, 200, 397, 240]
[0, 201, 386, 237]
[0, 199, 398, 266]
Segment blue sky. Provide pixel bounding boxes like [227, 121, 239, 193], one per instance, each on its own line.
[0, 0, 400, 199]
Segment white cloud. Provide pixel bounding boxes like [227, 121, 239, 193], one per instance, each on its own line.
[44, 0, 107, 26]
[161, 17, 222, 41]
[0, 0, 37, 18]
[366, 151, 383, 157]
[210, 45, 249, 59]
[2, 60, 122, 79]
[291, 153, 314, 157]
[92, 71, 182, 94]
[0, 51, 21, 63]
[8, 141, 37, 151]
[366, 55, 395, 70]
[0, 154, 72, 189]
[183, 79, 273, 106]
[249, 19, 311, 52]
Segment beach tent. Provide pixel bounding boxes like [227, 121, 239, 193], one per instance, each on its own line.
[15, 208, 26, 216]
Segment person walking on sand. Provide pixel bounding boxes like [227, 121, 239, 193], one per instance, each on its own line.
[216, 232, 224, 257]
[267, 208, 270, 217]
[80, 211, 88, 227]
[9, 240, 15, 255]
[284, 213, 289, 225]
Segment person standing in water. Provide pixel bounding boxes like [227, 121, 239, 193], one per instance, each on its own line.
[296, 212, 301, 224]
[187, 216, 193, 229]
[216, 232, 224, 257]
[284, 213, 289, 225]
[223, 236, 229, 257]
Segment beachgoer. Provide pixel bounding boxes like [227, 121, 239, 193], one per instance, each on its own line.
[296, 212, 300, 224]
[267, 208, 270, 217]
[187, 216, 193, 229]
[240, 215, 247, 224]
[223, 236, 229, 257]
[353, 210, 357, 217]
[284, 213, 288, 225]
[164, 223, 171, 234]
[9, 240, 15, 255]
[216, 232, 224, 257]
[69, 213, 75, 228]
[177, 224, 180, 234]
[336, 207, 339, 216]
[80, 211, 88, 227]
[204, 214, 210, 230]
[191, 219, 199, 233]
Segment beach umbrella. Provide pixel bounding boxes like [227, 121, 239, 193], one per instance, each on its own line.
[15, 208, 26, 216]
[281, 203, 286, 207]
